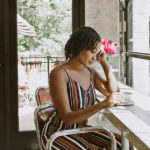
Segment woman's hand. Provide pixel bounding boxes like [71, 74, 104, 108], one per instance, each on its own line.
[102, 92, 121, 108]
[96, 50, 107, 63]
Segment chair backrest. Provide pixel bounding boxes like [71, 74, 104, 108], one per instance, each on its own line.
[34, 103, 55, 150]
[35, 87, 53, 106]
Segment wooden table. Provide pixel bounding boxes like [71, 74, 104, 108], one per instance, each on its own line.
[97, 83, 150, 150]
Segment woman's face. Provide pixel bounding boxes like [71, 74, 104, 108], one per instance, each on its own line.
[78, 42, 101, 67]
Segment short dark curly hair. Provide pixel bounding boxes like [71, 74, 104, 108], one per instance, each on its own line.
[64, 26, 101, 60]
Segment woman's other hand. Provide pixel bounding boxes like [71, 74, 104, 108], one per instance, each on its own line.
[102, 92, 121, 108]
[96, 50, 106, 63]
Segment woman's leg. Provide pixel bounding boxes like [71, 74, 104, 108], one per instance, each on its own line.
[82, 131, 134, 150]
[49, 133, 105, 150]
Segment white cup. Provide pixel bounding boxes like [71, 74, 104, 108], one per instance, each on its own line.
[121, 92, 132, 101]
[119, 92, 134, 106]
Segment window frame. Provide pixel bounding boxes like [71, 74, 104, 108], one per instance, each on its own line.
[0, 0, 85, 149]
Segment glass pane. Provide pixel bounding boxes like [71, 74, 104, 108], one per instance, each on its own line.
[132, 58, 150, 96]
[17, 0, 72, 131]
[131, 0, 150, 53]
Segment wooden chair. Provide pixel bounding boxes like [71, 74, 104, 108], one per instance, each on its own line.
[34, 88, 117, 150]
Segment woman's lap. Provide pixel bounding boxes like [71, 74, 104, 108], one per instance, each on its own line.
[49, 131, 124, 150]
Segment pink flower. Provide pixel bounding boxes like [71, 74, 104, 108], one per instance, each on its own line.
[101, 39, 117, 55]
[104, 44, 117, 55]
[101, 39, 111, 45]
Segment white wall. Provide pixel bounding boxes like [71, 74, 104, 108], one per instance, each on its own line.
[85, 0, 120, 43]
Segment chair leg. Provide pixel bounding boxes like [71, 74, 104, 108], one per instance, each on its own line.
[121, 132, 129, 150]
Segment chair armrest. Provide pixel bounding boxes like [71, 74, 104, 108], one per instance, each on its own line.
[38, 102, 53, 109]
[34, 102, 54, 127]
[34, 102, 54, 150]
[48, 126, 116, 150]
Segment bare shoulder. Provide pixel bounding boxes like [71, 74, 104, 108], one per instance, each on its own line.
[49, 65, 69, 83]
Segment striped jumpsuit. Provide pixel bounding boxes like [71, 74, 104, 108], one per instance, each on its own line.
[41, 68, 133, 150]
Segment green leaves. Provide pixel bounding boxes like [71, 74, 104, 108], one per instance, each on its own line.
[17, 0, 71, 56]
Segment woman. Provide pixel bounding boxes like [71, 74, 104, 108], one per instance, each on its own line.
[41, 27, 132, 150]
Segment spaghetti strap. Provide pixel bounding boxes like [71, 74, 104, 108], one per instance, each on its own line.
[87, 67, 91, 73]
[61, 66, 70, 79]
[62, 67, 91, 80]
[87, 67, 92, 75]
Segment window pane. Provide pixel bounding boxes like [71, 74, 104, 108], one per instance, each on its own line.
[17, 0, 72, 131]
[131, 0, 150, 53]
[132, 58, 150, 96]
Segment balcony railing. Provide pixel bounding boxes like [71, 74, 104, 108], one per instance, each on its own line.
[21, 56, 66, 81]
[18, 56, 66, 107]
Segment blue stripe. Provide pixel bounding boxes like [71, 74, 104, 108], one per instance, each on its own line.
[88, 132, 111, 143]
[80, 87, 85, 108]
[68, 135, 92, 150]
[67, 83, 73, 110]
[90, 82, 95, 105]
[53, 141, 68, 150]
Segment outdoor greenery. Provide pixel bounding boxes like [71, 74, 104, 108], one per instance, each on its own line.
[17, 0, 72, 56]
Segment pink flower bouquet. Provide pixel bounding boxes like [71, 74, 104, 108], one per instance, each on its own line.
[101, 39, 117, 54]
[101, 39, 117, 64]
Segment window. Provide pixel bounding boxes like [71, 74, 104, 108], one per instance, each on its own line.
[17, 0, 72, 131]
[124, 0, 150, 96]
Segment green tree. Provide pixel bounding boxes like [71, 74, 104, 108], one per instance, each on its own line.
[17, 0, 72, 56]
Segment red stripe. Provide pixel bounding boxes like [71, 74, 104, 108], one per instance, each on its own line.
[74, 82, 80, 109]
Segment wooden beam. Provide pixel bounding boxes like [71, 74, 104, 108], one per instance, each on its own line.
[0, 0, 18, 150]
[72, 0, 85, 32]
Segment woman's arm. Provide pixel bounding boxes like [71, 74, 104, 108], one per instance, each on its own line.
[49, 67, 120, 126]
[93, 51, 119, 96]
